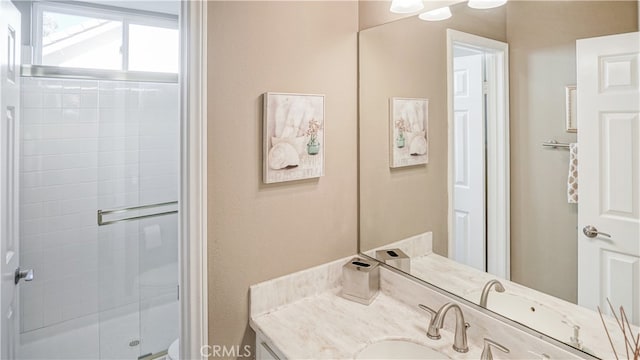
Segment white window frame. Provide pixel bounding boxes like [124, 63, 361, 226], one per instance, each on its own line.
[32, 1, 178, 73]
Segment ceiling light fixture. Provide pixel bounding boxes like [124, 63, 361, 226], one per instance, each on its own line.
[467, 0, 507, 10]
[418, 6, 452, 21]
[389, 0, 424, 14]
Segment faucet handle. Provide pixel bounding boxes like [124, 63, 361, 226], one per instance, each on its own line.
[418, 304, 440, 339]
[481, 338, 510, 360]
[418, 303, 436, 316]
[569, 325, 583, 349]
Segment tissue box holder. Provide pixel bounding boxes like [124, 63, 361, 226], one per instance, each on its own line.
[375, 248, 410, 273]
[341, 257, 379, 305]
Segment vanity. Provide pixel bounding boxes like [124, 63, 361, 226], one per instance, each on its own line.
[249, 256, 585, 359]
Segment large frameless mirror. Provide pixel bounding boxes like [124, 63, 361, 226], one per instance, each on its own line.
[359, 1, 639, 357]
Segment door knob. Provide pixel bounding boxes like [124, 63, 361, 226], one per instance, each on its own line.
[14, 268, 34, 285]
[583, 225, 611, 239]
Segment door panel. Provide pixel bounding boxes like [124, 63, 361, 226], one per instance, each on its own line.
[601, 250, 639, 321]
[1, 2, 21, 359]
[577, 32, 640, 325]
[454, 111, 469, 186]
[600, 112, 638, 219]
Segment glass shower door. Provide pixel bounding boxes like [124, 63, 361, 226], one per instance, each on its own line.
[96, 80, 179, 359]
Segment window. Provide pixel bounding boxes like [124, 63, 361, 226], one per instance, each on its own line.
[128, 24, 179, 73]
[34, 2, 179, 73]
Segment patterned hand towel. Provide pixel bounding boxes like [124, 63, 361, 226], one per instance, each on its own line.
[568, 143, 578, 204]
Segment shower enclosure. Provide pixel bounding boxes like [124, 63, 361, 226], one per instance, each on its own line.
[1, 1, 181, 359]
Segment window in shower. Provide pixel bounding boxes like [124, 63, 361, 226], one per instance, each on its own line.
[33, 2, 179, 73]
[128, 24, 179, 73]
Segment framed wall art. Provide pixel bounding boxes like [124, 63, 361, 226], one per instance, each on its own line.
[390, 97, 429, 168]
[263, 92, 325, 183]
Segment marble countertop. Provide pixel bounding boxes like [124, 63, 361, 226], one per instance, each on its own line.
[251, 288, 483, 359]
[250, 253, 586, 359]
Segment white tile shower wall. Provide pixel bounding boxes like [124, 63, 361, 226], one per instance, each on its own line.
[19, 77, 179, 335]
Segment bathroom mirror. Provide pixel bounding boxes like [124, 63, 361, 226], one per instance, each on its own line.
[358, 1, 638, 357]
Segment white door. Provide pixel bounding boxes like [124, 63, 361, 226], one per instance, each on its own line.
[577, 32, 640, 325]
[0, 1, 21, 358]
[452, 51, 486, 271]
[0, 1, 22, 358]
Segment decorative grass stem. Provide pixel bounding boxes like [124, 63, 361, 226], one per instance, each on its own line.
[599, 299, 640, 360]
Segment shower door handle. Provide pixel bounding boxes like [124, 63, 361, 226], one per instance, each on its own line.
[14, 267, 34, 285]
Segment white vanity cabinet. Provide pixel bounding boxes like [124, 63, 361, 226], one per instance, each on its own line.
[255, 333, 285, 360]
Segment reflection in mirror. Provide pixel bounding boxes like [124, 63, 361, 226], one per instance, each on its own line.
[448, 29, 509, 279]
[359, 1, 638, 358]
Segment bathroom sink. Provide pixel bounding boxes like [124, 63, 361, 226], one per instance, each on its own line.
[354, 339, 449, 359]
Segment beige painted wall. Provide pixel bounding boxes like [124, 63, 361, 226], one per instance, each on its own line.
[359, 6, 506, 255]
[207, 1, 358, 356]
[508, 0, 638, 303]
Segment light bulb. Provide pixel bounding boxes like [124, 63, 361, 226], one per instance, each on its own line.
[468, 0, 507, 9]
[389, 0, 424, 14]
[418, 6, 452, 21]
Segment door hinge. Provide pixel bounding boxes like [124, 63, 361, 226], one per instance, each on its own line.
[483, 81, 489, 94]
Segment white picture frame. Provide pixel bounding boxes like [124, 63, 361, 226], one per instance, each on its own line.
[565, 85, 577, 133]
[390, 97, 429, 168]
[263, 92, 325, 183]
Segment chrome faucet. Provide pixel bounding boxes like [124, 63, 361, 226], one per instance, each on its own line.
[419, 303, 469, 353]
[480, 279, 505, 308]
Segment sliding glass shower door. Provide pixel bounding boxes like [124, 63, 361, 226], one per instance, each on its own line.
[96, 80, 179, 359]
[17, 75, 179, 360]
